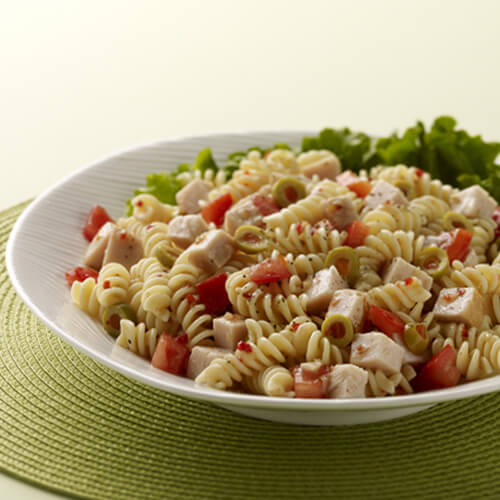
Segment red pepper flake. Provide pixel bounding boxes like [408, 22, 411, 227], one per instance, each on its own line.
[404, 277, 413, 285]
[296, 223, 303, 235]
[415, 168, 424, 178]
[135, 200, 143, 207]
[103, 280, 110, 289]
[237, 341, 252, 353]
[334, 204, 343, 210]
[357, 345, 365, 353]
[242, 292, 253, 299]
[186, 294, 196, 305]
[384, 200, 391, 205]
[119, 231, 127, 240]
[443, 294, 454, 302]
[146, 224, 153, 230]
[291, 321, 299, 332]
[461, 327, 469, 339]
[243, 170, 250, 175]
[457, 288, 466, 296]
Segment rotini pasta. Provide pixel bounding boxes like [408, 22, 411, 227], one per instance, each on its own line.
[96, 263, 130, 307]
[116, 319, 159, 359]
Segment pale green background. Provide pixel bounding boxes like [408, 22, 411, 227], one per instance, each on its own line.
[1, 0, 500, 497]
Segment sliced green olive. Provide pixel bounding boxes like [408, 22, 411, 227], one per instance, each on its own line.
[394, 180, 416, 199]
[416, 247, 449, 278]
[234, 225, 269, 253]
[442, 211, 474, 233]
[155, 247, 177, 268]
[321, 314, 354, 348]
[404, 322, 430, 354]
[102, 303, 137, 338]
[324, 246, 360, 286]
[272, 176, 306, 208]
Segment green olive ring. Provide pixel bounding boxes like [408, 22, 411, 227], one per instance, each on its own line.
[271, 176, 306, 208]
[234, 225, 269, 253]
[416, 247, 449, 278]
[102, 303, 137, 338]
[321, 314, 354, 348]
[155, 247, 177, 268]
[442, 211, 474, 233]
[404, 322, 430, 354]
[324, 246, 361, 286]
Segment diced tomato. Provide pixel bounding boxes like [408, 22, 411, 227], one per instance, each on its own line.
[252, 195, 280, 216]
[412, 345, 460, 392]
[347, 180, 372, 198]
[368, 305, 405, 338]
[492, 207, 500, 238]
[151, 333, 190, 375]
[440, 228, 473, 263]
[196, 273, 230, 315]
[65, 266, 98, 286]
[82, 205, 114, 241]
[249, 255, 291, 284]
[345, 221, 370, 248]
[292, 364, 330, 398]
[201, 193, 233, 227]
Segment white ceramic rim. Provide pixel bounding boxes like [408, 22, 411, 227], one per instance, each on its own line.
[6, 129, 500, 412]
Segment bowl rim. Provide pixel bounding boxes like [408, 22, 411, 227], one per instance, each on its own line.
[6, 129, 500, 412]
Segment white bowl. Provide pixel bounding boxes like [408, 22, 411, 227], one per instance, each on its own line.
[6, 131, 500, 426]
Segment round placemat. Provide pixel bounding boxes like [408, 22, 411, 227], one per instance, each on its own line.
[1, 201, 499, 500]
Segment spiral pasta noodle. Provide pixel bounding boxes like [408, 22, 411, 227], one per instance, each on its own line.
[71, 277, 103, 319]
[437, 261, 500, 295]
[131, 194, 179, 224]
[366, 364, 416, 397]
[116, 319, 159, 359]
[243, 365, 295, 397]
[96, 263, 131, 307]
[362, 203, 423, 235]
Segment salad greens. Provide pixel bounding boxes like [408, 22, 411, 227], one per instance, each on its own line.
[126, 116, 500, 213]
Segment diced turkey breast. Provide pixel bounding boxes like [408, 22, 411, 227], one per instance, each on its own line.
[167, 214, 208, 249]
[213, 313, 247, 350]
[102, 227, 143, 270]
[327, 364, 368, 398]
[450, 185, 496, 219]
[327, 290, 367, 333]
[383, 257, 433, 291]
[176, 179, 212, 214]
[188, 229, 235, 273]
[350, 332, 404, 375]
[364, 180, 408, 210]
[187, 346, 231, 380]
[321, 196, 359, 230]
[433, 287, 485, 328]
[84, 222, 116, 270]
[306, 266, 347, 315]
[392, 333, 429, 365]
[224, 195, 263, 235]
[463, 249, 479, 268]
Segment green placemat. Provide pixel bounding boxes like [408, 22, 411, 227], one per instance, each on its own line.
[1, 201, 499, 500]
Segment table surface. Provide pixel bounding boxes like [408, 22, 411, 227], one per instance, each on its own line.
[2, 1, 500, 498]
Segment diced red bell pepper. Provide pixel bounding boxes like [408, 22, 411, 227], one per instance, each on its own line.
[249, 255, 291, 284]
[151, 333, 190, 375]
[492, 207, 500, 238]
[252, 195, 281, 216]
[347, 180, 372, 198]
[367, 305, 405, 338]
[292, 364, 330, 398]
[65, 266, 98, 286]
[195, 273, 230, 315]
[412, 345, 460, 392]
[440, 228, 473, 263]
[345, 221, 370, 248]
[201, 193, 233, 227]
[82, 205, 114, 241]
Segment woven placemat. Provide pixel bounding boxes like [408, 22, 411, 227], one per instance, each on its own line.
[1, 201, 500, 500]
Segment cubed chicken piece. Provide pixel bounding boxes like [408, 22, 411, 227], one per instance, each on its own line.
[321, 196, 359, 230]
[306, 266, 347, 315]
[188, 229, 235, 273]
[463, 249, 479, 268]
[224, 195, 263, 235]
[167, 214, 208, 249]
[364, 180, 408, 210]
[213, 313, 247, 350]
[102, 227, 143, 270]
[327, 290, 367, 333]
[83, 222, 116, 270]
[327, 364, 368, 398]
[350, 332, 404, 375]
[175, 179, 212, 214]
[187, 346, 231, 380]
[433, 287, 485, 328]
[383, 257, 433, 291]
[450, 185, 497, 219]
[298, 151, 341, 180]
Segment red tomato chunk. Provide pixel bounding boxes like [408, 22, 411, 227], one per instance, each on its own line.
[347, 180, 372, 198]
[65, 266, 98, 286]
[412, 345, 460, 392]
[439, 228, 473, 263]
[195, 273, 230, 315]
[250, 256, 291, 284]
[201, 193, 233, 227]
[82, 205, 114, 241]
[151, 333, 190, 375]
[367, 305, 405, 338]
[292, 364, 330, 398]
[345, 221, 370, 248]
[252, 195, 280, 216]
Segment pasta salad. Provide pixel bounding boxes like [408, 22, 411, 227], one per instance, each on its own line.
[66, 123, 500, 399]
